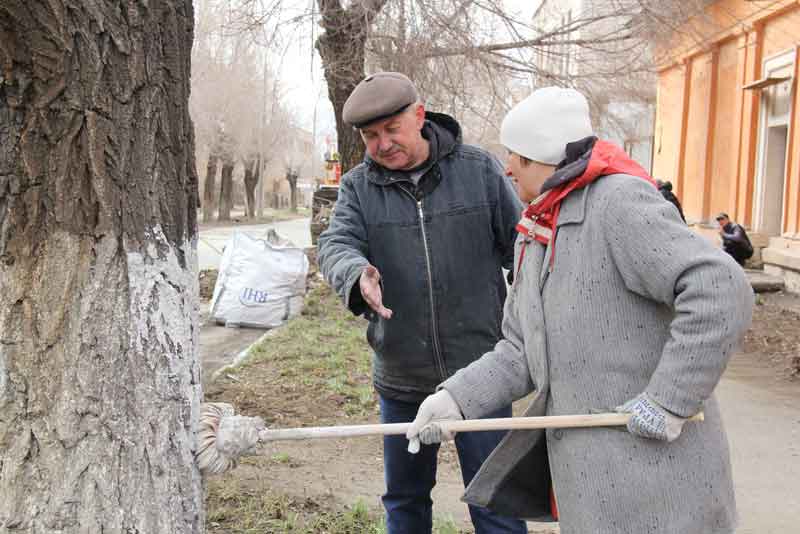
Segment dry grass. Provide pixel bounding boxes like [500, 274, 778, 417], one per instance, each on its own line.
[744, 293, 800, 378]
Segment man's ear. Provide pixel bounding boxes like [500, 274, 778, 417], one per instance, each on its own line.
[414, 103, 426, 129]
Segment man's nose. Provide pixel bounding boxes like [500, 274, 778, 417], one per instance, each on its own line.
[505, 166, 513, 177]
[378, 135, 394, 152]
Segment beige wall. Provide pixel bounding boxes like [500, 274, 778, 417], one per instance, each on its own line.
[654, 1, 800, 236]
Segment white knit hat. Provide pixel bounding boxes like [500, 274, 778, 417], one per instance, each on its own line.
[500, 87, 593, 165]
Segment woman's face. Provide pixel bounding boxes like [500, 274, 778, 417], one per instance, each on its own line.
[504, 152, 554, 203]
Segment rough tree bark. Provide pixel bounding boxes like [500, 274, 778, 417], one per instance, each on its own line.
[0, 1, 203, 532]
[316, 0, 390, 173]
[217, 157, 235, 221]
[203, 153, 219, 222]
[243, 156, 259, 219]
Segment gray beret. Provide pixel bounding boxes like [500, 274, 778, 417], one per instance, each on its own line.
[343, 72, 419, 128]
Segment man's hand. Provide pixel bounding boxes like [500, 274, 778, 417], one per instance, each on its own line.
[617, 393, 687, 442]
[360, 265, 393, 319]
[405, 389, 463, 453]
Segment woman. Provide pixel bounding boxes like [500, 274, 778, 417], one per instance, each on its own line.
[406, 87, 753, 534]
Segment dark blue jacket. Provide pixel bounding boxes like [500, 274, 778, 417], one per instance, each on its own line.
[318, 112, 521, 401]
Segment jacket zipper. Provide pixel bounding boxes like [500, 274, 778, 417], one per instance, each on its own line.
[399, 186, 448, 381]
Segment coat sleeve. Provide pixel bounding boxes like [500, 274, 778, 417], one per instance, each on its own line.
[601, 179, 754, 417]
[317, 175, 370, 316]
[441, 271, 535, 419]
[488, 154, 522, 271]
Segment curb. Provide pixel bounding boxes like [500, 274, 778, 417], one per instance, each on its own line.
[210, 327, 280, 381]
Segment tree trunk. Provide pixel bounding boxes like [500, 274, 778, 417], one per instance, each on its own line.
[203, 154, 219, 222]
[218, 159, 235, 221]
[272, 178, 282, 210]
[0, 1, 203, 533]
[286, 172, 298, 213]
[316, 0, 391, 173]
[243, 158, 259, 219]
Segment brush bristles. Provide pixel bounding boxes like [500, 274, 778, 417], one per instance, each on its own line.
[197, 402, 238, 475]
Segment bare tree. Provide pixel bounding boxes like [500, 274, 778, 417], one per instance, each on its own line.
[243, 155, 261, 218]
[314, 0, 390, 172]
[218, 149, 236, 221]
[202, 122, 224, 222]
[285, 168, 299, 213]
[231, 0, 712, 170]
[0, 1, 203, 532]
[233, 0, 657, 169]
[203, 154, 220, 222]
[192, 0, 299, 221]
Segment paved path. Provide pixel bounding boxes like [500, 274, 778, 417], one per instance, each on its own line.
[198, 301, 268, 384]
[717, 353, 800, 534]
[198, 218, 311, 271]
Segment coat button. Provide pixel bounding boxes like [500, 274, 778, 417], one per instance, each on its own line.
[553, 429, 564, 440]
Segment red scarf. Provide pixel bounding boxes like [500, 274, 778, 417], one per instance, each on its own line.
[515, 139, 656, 275]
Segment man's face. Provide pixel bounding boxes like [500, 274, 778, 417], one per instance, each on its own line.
[505, 152, 554, 203]
[717, 217, 729, 228]
[360, 104, 427, 170]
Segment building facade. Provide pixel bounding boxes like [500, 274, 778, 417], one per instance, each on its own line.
[653, 0, 800, 290]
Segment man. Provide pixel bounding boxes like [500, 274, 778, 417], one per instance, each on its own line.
[716, 212, 753, 266]
[656, 179, 686, 222]
[406, 87, 753, 533]
[317, 72, 527, 534]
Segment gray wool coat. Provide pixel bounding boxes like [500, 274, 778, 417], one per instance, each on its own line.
[443, 174, 754, 534]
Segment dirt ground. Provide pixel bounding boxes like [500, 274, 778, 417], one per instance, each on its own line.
[742, 291, 800, 378]
[202, 282, 799, 534]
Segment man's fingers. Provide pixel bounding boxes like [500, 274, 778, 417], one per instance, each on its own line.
[362, 289, 392, 318]
[360, 265, 392, 319]
[361, 271, 392, 319]
[367, 299, 392, 319]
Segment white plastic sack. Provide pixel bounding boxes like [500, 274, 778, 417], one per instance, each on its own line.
[210, 230, 309, 328]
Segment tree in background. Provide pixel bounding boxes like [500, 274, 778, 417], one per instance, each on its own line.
[192, 0, 295, 220]
[234, 0, 711, 172]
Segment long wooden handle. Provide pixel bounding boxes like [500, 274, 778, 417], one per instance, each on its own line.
[257, 412, 704, 442]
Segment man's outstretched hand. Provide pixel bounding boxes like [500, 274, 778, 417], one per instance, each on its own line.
[360, 265, 393, 319]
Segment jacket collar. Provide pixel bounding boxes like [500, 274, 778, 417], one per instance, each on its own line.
[554, 183, 590, 227]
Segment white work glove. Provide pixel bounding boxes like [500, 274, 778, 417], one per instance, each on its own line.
[360, 265, 393, 319]
[405, 389, 463, 454]
[617, 393, 687, 442]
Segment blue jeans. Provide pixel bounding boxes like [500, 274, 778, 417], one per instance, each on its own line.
[380, 395, 528, 534]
